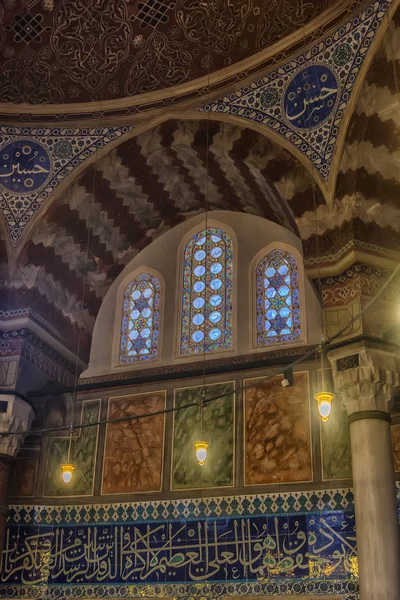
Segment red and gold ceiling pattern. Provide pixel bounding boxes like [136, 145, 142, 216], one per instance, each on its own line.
[0, 0, 335, 104]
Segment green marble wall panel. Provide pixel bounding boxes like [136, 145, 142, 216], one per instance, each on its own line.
[321, 399, 352, 480]
[44, 400, 100, 497]
[172, 381, 235, 490]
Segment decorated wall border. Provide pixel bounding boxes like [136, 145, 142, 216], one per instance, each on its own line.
[0, 328, 76, 386]
[10, 482, 400, 526]
[0, 126, 134, 243]
[199, 0, 393, 183]
[8, 487, 356, 526]
[0, 580, 359, 599]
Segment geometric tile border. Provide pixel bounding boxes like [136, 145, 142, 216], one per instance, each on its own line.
[0, 580, 360, 599]
[8, 487, 356, 525]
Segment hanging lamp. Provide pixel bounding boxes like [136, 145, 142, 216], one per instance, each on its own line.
[61, 427, 76, 483]
[314, 345, 335, 423]
[194, 389, 210, 466]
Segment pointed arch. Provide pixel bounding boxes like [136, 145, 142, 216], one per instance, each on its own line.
[252, 244, 306, 347]
[178, 224, 234, 356]
[118, 269, 163, 364]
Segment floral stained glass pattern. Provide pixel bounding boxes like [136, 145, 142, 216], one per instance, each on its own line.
[256, 249, 300, 345]
[120, 273, 161, 364]
[181, 228, 233, 355]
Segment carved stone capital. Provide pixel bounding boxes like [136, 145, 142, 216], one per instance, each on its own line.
[328, 342, 400, 416]
[0, 395, 34, 458]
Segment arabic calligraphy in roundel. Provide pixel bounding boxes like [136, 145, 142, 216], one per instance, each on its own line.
[0, 139, 51, 194]
[283, 64, 339, 130]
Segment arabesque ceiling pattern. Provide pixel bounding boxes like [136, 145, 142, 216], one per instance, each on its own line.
[5, 119, 319, 360]
[0, 0, 335, 105]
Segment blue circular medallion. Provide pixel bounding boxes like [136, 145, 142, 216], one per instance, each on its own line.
[0, 140, 51, 193]
[284, 65, 338, 129]
[260, 87, 279, 109]
[333, 42, 352, 67]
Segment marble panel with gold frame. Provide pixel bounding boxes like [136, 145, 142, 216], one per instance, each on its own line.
[171, 381, 235, 490]
[102, 390, 166, 495]
[244, 371, 312, 485]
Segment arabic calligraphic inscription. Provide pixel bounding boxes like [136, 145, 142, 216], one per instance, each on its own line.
[0, 140, 51, 193]
[283, 65, 339, 129]
[0, 511, 358, 587]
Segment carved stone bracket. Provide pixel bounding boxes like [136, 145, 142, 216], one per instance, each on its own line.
[328, 342, 400, 417]
[0, 395, 34, 458]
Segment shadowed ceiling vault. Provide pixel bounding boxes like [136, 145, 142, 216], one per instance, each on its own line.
[3, 119, 320, 361]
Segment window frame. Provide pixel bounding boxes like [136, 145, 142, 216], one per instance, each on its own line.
[250, 242, 307, 350]
[175, 220, 237, 360]
[113, 267, 165, 369]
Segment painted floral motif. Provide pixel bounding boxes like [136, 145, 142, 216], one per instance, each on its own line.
[180, 227, 233, 356]
[175, 0, 252, 55]
[257, 0, 327, 50]
[0, 47, 63, 104]
[125, 31, 192, 95]
[51, 0, 131, 93]
[119, 273, 161, 364]
[0, 5, 5, 55]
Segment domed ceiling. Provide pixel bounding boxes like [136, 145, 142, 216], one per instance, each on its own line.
[0, 0, 335, 105]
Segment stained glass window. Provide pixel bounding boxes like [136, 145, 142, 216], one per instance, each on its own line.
[180, 227, 233, 355]
[256, 249, 300, 345]
[119, 273, 161, 364]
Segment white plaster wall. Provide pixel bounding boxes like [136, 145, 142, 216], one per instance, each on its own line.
[81, 212, 322, 378]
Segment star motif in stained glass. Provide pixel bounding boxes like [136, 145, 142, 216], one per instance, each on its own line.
[271, 296, 285, 310]
[133, 337, 147, 352]
[135, 296, 149, 312]
[135, 316, 147, 330]
[270, 274, 286, 289]
[272, 315, 287, 332]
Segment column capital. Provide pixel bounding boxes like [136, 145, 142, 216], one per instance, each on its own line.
[0, 395, 34, 458]
[327, 341, 400, 416]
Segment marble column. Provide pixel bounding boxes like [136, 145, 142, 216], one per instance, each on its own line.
[0, 394, 34, 562]
[329, 342, 400, 600]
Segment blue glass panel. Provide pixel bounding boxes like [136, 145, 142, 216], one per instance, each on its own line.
[256, 250, 300, 346]
[120, 274, 161, 364]
[181, 228, 233, 355]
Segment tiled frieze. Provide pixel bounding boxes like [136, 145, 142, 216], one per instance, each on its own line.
[201, 0, 393, 182]
[8, 488, 355, 526]
[2, 497, 359, 598]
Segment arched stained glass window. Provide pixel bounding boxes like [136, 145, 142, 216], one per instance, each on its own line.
[180, 227, 233, 356]
[119, 273, 161, 364]
[256, 249, 300, 345]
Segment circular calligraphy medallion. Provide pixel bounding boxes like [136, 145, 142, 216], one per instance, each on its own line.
[0, 140, 51, 193]
[333, 42, 352, 67]
[260, 87, 279, 109]
[283, 65, 339, 129]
